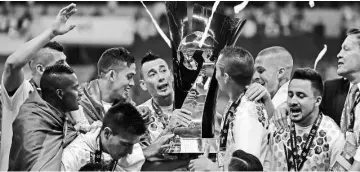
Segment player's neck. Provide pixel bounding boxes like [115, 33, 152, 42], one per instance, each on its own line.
[100, 134, 110, 155]
[229, 84, 245, 102]
[31, 75, 41, 88]
[153, 92, 173, 107]
[43, 96, 66, 114]
[98, 79, 113, 103]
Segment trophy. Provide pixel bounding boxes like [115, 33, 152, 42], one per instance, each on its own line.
[165, 2, 246, 155]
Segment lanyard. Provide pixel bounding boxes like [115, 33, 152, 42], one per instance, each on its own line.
[288, 112, 323, 171]
[95, 136, 118, 171]
[151, 99, 169, 127]
[219, 91, 245, 151]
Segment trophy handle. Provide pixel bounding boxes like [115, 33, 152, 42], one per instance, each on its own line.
[229, 19, 247, 47]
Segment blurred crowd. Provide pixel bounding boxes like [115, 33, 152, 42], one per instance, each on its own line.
[1, 1, 360, 41]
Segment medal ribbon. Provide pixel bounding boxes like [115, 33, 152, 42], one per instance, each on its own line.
[219, 91, 246, 151]
[95, 135, 118, 171]
[151, 99, 169, 127]
[288, 112, 323, 171]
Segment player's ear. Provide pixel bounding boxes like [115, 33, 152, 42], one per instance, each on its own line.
[278, 67, 285, 80]
[140, 80, 148, 91]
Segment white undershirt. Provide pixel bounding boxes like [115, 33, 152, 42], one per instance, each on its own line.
[102, 101, 112, 113]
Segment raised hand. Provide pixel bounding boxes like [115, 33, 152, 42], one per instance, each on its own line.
[51, 3, 77, 36]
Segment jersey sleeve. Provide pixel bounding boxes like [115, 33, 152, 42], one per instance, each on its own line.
[1, 77, 32, 114]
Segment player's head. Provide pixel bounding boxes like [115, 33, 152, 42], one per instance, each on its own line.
[216, 46, 254, 91]
[288, 68, 323, 124]
[29, 41, 68, 86]
[97, 47, 136, 103]
[227, 149, 263, 171]
[140, 52, 173, 99]
[101, 102, 146, 160]
[253, 46, 293, 97]
[40, 64, 80, 112]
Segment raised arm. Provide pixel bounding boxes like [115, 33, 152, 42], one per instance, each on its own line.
[2, 3, 77, 93]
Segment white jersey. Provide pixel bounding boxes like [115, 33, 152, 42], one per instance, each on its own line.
[264, 115, 346, 171]
[0, 78, 33, 170]
[137, 98, 173, 144]
[220, 95, 269, 165]
[61, 128, 145, 171]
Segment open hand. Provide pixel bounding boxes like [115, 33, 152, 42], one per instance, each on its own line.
[52, 3, 77, 36]
[245, 83, 271, 102]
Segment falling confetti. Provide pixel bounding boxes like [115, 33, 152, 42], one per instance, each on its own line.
[199, 0, 220, 48]
[141, 1, 171, 48]
[234, 1, 249, 13]
[309, 1, 315, 8]
[314, 45, 327, 69]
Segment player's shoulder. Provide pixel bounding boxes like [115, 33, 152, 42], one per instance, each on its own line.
[319, 114, 342, 135]
[238, 95, 262, 111]
[66, 128, 100, 153]
[236, 95, 268, 127]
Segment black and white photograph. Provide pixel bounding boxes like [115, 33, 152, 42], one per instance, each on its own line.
[0, 1, 360, 171]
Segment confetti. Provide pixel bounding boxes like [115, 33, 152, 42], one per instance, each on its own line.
[234, 1, 249, 13]
[314, 45, 327, 69]
[309, 1, 315, 8]
[199, 0, 220, 48]
[141, 1, 171, 48]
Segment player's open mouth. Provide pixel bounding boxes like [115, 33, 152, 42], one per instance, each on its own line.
[158, 83, 169, 91]
[338, 61, 344, 66]
[290, 107, 302, 116]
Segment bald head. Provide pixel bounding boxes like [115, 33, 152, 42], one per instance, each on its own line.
[257, 46, 293, 78]
[253, 46, 293, 97]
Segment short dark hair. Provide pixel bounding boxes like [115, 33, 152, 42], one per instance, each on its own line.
[290, 68, 323, 96]
[102, 102, 146, 136]
[219, 46, 254, 86]
[97, 47, 135, 77]
[141, 52, 161, 66]
[228, 149, 263, 171]
[28, 41, 65, 71]
[140, 52, 162, 78]
[43, 41, 64, 52]
[40, 64, 75, 97]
